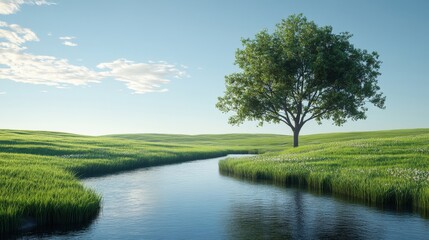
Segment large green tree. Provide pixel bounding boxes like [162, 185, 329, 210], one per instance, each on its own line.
[216, 14, 385, 147]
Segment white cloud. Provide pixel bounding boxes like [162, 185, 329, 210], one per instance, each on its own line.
[97, 58, 187, 94]
[0, 22, 102, 87]
[59, 36, 74, 40]
[0, 91, 6, 95]
[0, 21, 39, 50]
[0, 51, 102, 86]
[0, 0, 54, 15]
[62, 40, 77, 47]
[59, 36, 77, 47]
[0, 21, 187, 94]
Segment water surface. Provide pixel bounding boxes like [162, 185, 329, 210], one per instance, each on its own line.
[21, 155, 429, 239]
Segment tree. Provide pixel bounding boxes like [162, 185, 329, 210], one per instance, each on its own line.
[216, 14, 385, 147]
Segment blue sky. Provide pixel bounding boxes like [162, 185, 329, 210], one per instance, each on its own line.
[0, 0, 428, 135]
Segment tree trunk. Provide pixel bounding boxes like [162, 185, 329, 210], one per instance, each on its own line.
[293, 128, 300, 148]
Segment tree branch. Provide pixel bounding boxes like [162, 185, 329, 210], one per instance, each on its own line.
[300, 88, 320, 123]
[302, 107, 333, 125]
[259, 81, 295, 129]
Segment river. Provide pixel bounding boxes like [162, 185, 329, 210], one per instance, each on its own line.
[20, 155, 429, 239]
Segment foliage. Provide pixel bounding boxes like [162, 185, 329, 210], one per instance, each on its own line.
[217, 14, 385, 147]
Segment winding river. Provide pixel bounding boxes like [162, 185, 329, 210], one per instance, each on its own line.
[20, 155, 429, 239]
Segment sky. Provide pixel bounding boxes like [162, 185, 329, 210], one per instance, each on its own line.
[0, 0, 428, 136]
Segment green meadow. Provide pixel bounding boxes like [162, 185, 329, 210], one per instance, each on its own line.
[1, 128, 428, 235]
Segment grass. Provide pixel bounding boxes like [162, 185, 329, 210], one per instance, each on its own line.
[219, 129, 429, 216]
[0, 129, 287, 235]
[2, 128, 428, 235]
[108, 133, 291, 153]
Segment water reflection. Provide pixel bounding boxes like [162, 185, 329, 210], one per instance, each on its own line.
[228, 202, 292, 239]
[227, 188, 384, 240]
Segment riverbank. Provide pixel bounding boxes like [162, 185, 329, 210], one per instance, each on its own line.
[219, 129, 429, 216]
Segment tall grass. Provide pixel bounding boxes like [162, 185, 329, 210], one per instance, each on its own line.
[0, 161, 101, 235]
[219, 130, 429, 216]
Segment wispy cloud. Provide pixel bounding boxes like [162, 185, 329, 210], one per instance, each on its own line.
[62, 40, 77, 47]
[59, 36, 77, 47]
[0, 51, 102, 87]
[0, 91, 6, 95]
[0, 0, 54, 15]
[0, 9, 187, 94]
[59, 36, 73, 40]
[0, 22, 102, 87]
[0, 22, 187, 93]
[0, 21, 39, 50]
[97, 59, 187, 94]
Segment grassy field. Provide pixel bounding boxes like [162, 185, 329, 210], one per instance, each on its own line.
[219, 129, 429, 216]
[0, 129, 287, 235]
[1, 128, 428, 235]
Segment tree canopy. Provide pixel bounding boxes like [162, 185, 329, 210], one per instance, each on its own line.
[216, 14, 386, 147]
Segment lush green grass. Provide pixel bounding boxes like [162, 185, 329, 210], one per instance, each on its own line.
[2, 128, 428, 235]
[110, 128, 426, 152]
[108, 133, 290, 153]
[0, 129, 286, 235]
[219, 129, 429, 216]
